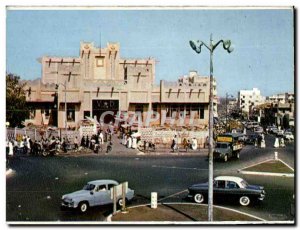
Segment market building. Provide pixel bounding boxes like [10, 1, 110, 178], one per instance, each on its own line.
[24, 42, 217, 130]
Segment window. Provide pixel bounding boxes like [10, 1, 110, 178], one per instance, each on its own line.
[124, 66, 128, 84]
[83, 184, 95, 191]
[96, 184, 107, 192]
[95, 56, 104, 67]
[227, 181, 239, 189]
[108, 184, 115, 190]
[217, 180, 226, 188]
[67, 104, 75, 121]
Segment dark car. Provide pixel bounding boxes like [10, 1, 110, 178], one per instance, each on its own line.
[187, 176, 265, 206]
[244, 134, 259, 145]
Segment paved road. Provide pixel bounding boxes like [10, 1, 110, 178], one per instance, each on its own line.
[6, 133, 294, 222]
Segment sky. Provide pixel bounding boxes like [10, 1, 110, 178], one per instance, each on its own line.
[6, 7, 294, 97]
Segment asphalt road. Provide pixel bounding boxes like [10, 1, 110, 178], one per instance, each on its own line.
[6, 133, 295, 223]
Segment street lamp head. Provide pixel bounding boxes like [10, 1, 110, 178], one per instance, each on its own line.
[222, 40, 234, 53]
[227, 45, 234, 53]
[189, 40, 201, 53]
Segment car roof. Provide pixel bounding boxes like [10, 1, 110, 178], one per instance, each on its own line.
[88, 179, 119, 186]
[214, 176, 244, 184]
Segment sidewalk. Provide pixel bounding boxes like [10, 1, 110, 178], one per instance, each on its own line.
[108, 203, 265, 223]
[63, 135, 209, 157]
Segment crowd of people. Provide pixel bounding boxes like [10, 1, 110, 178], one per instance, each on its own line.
[6, 127, 115, 157]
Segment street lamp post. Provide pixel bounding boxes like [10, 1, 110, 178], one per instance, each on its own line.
[189, 34, 233, 221]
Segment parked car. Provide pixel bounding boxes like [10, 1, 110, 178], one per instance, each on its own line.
[187, 176, 266, 206]
[283, 131, 294, 141]
[266, 126, 276, 133]
[269, 127, 278, 135]
[61, 179, 134, 213]
[254, 126, 264, 134]
[276, 130, 284, 137]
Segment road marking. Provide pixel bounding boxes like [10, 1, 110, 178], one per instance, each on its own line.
[278, 159, 294, 171]
[152, 165, 208, 171]
[158, 190, 188, 202]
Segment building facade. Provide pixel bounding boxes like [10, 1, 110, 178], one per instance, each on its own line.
[238, 88, 265, 114]
[266, 92, 294, 104]
[25, 42, 216, 129]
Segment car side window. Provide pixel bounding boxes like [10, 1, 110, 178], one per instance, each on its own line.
[217, 180, 225, 188]
[96, 184, 106, 192]
[227, 181, 239, 189]
[108, 184, 115, 190]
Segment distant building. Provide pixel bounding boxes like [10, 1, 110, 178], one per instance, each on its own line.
[266, 92, 294, 104]
[178, 70, 218, 117]
[24, 42, 217, 129]
[238, 88, 265, 114]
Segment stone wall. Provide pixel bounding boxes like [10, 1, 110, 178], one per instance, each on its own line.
[140, 127, 208, 149]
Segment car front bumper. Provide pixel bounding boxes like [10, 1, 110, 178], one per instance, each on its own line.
[258, 192, 266, 201]
[61, 200, 77, 209]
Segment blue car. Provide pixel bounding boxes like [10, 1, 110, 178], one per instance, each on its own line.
[188, 176, 265, 206]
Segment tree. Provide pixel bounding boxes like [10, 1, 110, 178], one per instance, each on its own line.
[6, 73, 29, 127]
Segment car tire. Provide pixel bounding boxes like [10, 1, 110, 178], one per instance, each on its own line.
[78, 201, 89, 213]
[224, 155, 228, 162]
[117, 198, 128, 208]
[239, 196, 250, 206]
[194, 193, 205, 203]
[42, 150, 48, 157]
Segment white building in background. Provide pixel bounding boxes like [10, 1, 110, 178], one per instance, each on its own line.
[238, 88, 265, 113]
[266, 92, 294, 104]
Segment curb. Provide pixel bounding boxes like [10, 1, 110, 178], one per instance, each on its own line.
[238, 170, 294, 177]
[105, 202, 266, 223]
[238, 158, 294, 177]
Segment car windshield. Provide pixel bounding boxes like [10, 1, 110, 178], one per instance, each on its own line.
[240, 180, 249, 188]
[83, 183, 96, 191]
[216, 143, 228, 148]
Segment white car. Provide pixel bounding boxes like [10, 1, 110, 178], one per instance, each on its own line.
[61, 179, 134, 213]
[254, 126, 264, 134]
[284, 131, 294, 141]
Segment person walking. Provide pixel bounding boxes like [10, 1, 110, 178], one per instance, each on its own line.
[74, 136, 79, 150]
[99, 131, 104, 145]
[171, 135, 177, 152]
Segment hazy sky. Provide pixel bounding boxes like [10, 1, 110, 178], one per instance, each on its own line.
[6, 8, 294, 97]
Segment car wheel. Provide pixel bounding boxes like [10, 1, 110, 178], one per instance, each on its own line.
[42, 150, 48, 157]
[78, 201, 89, 213]
[239, 196, 250, 206]
[194, 193, 204, 203]
[117, 198, 128, 208]
[224, 155, 228, 162]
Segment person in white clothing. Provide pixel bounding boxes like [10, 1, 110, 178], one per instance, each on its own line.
[99, 132, 104, 145]
[192, 138, 198, 150]
[127, 135, 132, 148]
